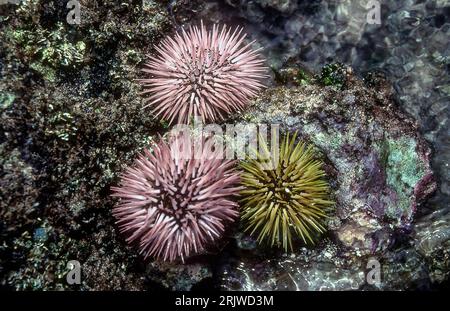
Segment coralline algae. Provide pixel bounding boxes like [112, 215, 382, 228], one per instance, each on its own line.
[218, 65, 439, 290]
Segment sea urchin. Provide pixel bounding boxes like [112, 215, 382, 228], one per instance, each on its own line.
[240, 132, 333, 251]
[111, 134, 241, 262]
[139, 22, 267, 124]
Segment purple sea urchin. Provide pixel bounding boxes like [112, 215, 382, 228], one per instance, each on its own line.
[139, 22, 267, 124]
[240, 132, 334, 251]
[111, 134, 241, 262]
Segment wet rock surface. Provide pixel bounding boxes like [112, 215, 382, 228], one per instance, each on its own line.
[197, 0, 449, 223]
[218, 66, 440, 290]
[0, 1, 448, 290]
[0, 0, 172, 290]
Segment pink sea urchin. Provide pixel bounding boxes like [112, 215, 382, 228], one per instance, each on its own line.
[139, 22, 267, 124]
[111, 134, 241, 262]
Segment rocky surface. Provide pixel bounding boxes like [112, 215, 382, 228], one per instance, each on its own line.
[218, 65, 439, 290]
[0, 0, 448, 290]
[197, 0, 449, 220]
[0, 0, 172, 290]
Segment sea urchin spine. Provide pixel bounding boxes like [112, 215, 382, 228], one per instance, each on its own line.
[139, 21, 267, 124]
[240, 132, 334, 251]
[111, 134, 241, 262]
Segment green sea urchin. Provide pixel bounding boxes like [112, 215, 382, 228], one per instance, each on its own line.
[239, 132, 333, 251]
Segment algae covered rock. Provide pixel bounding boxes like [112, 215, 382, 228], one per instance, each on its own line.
[218, 65, 438, 290]
[0, 0, 173, 290]
[146, 261, 212, 291]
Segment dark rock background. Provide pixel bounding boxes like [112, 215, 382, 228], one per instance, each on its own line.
[0, 0, 174, 290]
[0, 0, 448, 290]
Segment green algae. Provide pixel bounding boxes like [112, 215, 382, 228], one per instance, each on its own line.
[6, 22, 86, 81]
[302, 123, 344, 153]
[382, 137, 427, 219]
[0, 93, 15, 110]
[386, 137, 425, 188]
[317, 63, 346, 89]
[0, 0, 172, 290]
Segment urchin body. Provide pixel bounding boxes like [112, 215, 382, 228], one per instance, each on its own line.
[240, 133, 333, 251]
[139, 22, 267, 124]
[111, 135, 241, 262]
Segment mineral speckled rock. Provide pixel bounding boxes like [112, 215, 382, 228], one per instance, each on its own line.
[0, 0, 178, 290]
[218, 65, 438, 290]
[197, 0, 449, 213]
[146, 261, 212, 291]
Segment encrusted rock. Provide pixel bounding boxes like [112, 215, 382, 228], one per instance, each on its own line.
[219, 65, 437, 290]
